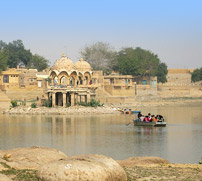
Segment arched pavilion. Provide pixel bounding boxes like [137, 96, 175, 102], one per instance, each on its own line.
[47, 54, 96, 107]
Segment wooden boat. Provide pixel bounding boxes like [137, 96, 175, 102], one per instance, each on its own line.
[133, 119, 167, 127]
[121, 109, 141, 115]
[123, 109, 132, 114]
[131, 111, 141, 114]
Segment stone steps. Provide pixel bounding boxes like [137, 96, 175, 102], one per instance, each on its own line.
[96, 87, 112, 97]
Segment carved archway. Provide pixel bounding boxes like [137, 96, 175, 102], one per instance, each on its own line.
[70, 71, 77, 86]
[84, 72, 91, 85]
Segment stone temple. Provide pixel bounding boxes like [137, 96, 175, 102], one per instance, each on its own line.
[48, 54, 96, 107]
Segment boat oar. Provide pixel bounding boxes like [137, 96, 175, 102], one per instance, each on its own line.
[126, 122, 132, 126]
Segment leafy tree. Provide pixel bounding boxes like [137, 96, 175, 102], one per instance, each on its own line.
[27, 54, 49, 71]
[115, 47, 168, 83]
[0, 40, 6, 51]
[191, 68, 202, 82]
[81, 42, 116, 74]
[4, 40, 32, 68]
[115, 48, 141, 75]
[0, 39, 50, 71]
[115, 47, 160, 76]
[156, 63, 168, 83]
[0, 50, 8, 73]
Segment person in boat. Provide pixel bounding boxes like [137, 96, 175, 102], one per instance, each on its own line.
[144, 116, 149, 122]
[140, 115, 145, 122]
[138, 112, 142, 118]
[156, 115, 164, 122]
[151, 115, 156, 123]
[148, 113, 152, 122]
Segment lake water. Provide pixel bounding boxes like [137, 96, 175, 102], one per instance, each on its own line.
[0, 105, 202, 164]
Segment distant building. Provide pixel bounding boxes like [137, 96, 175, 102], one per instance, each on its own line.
[0, 54, 158, 106]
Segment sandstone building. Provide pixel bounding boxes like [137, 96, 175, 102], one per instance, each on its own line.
[5, 54, 199, 107]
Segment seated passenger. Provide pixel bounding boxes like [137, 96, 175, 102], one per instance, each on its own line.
[159, 115, 164, 122]
[151, 115, 156, 123]
[138, 112, 142, 118]
[148, 113, 152, 122]
[157, 115, 164, 122]
[144, 116, 150, 122]
[140, 115, 145, 121]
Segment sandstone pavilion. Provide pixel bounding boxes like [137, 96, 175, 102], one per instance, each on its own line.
[47, 54, 97, 107]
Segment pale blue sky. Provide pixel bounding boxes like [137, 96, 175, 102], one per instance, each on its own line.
[0, 0, 201, 68]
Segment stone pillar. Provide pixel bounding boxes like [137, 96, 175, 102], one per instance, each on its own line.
[52, 93, 56, 107]
[81, 95, 85, 103]
[63, 93, 66, 107]
[75, 94, 78, 104]
[87, 92, 91, 103]
[71, 93, 75, 106]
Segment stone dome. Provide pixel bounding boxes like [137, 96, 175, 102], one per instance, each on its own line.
[53, 54, 74, 71]
[75, 58, 91, 71]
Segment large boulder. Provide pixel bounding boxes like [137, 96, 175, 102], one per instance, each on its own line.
[0, 174, 12, 181]
[0, 146, 67, 169]
[72, 154, 127, 180]
[117, 156, 169, 167]
[37, 154, 127, 181]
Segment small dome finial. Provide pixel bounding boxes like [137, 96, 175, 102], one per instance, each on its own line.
[62, 53, 66, 57]
[80, 58, 84, 61]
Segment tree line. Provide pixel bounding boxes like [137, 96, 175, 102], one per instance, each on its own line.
[0, 40, 49, 73]
[81, 42, 168, 83]
[2, 40, 200, 83]
[191, 68, 202, 82]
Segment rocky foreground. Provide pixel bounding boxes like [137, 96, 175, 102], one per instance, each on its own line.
[0, 147, 201, 181]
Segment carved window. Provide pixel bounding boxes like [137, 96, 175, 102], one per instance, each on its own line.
[3, 75, 9, 83]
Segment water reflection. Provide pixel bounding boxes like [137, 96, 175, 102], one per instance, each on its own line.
[0, 105, 202, 164]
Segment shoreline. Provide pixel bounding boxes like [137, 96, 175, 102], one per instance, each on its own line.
[2, 98, 202, 115]
[3, 105, 121, 115]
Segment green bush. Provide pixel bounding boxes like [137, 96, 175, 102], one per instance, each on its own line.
[89, 99, 103, 107]
[77, 99, 103, 107]
[11, 100, 18, 107]
[66, 102, 71, 107]
[77, 101, 88, 106]
[21, 100, 26, 106]
[44, 99, 52, 107]
[31, 102, 37, 108]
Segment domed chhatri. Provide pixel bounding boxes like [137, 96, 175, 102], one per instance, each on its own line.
[75, 58, 91, 71]
[48, 54, 93, 107]
[53, 54, 74, 71]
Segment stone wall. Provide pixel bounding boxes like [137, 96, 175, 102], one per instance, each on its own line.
[5, 89, 45, 100]
[136, 85, 157, 96]
[158, 85, 202, 98]
[104, 85, 135, 97]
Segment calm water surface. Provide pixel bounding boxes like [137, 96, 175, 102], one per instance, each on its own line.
[0, 105, 202, 164]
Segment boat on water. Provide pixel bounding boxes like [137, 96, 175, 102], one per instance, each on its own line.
[133, 119, 167, 127]
[120, 109, 141, 115]
[131, 110, 141, 114]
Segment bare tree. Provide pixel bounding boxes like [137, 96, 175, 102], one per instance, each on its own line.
[80, 42, 116, 74]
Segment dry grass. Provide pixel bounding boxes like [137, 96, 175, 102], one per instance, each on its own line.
[124, 164, 202, 181]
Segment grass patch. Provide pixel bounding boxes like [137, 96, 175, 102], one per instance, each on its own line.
[77, 99, 103, 107]
[0, 162, 38, 181]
